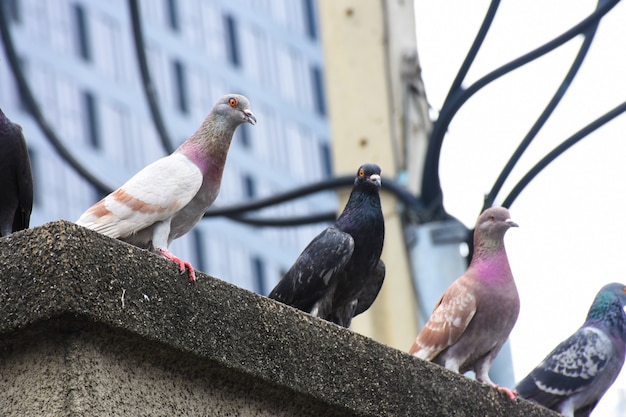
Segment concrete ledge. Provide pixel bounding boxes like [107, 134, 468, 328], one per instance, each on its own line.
[0, 221, 558, 416]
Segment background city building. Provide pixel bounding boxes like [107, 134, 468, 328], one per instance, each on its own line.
[0, 0, 335, 295]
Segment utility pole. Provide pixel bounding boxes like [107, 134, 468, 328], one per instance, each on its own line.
[318, 0, 516, 386]
[318, 0, 431, 350]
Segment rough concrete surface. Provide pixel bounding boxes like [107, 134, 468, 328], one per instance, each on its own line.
[0, 221, 559, 416]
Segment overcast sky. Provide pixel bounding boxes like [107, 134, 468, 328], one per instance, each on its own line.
[414, 1, 626, 415]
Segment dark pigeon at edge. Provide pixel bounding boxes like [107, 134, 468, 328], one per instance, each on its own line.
[516, 282, 626, 417]
[269, 163, 385, 328]
[0, 107, 33, 236]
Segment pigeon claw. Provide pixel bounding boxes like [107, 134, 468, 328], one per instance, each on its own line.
[157, 249, 197, 282]
[495, 385, 517, 401]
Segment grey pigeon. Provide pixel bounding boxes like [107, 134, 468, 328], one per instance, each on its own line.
[409, 207, 519, 399]
[76, 94, 256, 281]
[0, 107, 33, 237]
[516, 282, 626, 417]
[269, 163, 385, 328]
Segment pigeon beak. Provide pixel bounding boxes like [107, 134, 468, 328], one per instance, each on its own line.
[368, 174, 381, 188]
[243, 109, 257, 125]
[505, 219, 518, 228]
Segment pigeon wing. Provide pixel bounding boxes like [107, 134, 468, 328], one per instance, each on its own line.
[409, 279, 477, 359]
[354, 259, 385, 316]
[77, 153, 202, 238]
[269, 226, 354, 311]
[516, 327, 612, 408]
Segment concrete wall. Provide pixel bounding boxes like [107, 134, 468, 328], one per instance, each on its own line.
[0, 221, 558, 416]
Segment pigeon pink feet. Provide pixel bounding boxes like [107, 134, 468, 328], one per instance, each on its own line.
[495, 385, 517, 400]
[157, 248, 196, 282]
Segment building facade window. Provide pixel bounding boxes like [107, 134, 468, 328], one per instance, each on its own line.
[83, 91, 99, 148]
[320, 141, 333, 176]
[302, 0, 317, 40]
[192, 229, 206, 272]
[311, 66, 326, 116]
[166, 0, 179, 32]
[252, 256, 266, 295]
[172, 59, 188, 114]
[243, 174, 256, 199]
[237, 124, 251, 148]
[224, 15, 240, 67]
[72, 4, 91, 61]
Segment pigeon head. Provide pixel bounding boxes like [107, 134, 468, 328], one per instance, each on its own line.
[471, 207, 517, 257]
[211, 94, 256, 127]
[353, 163, 382, 191]
[586, 282, 626, 333]
[475, 207, 517, 237]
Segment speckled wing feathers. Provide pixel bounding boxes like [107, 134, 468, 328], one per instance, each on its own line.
[517, 327, 612, 408]
[409, 280, 477, 359]
[537, 328, 612, 391]
[269, 227, 354, 310]
[516, 282, 626, 415]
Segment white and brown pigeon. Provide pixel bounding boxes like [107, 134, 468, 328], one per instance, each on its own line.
[76, 94, 256, 282]
[0, 107, 33, 237]
[409, 207, 519, 399]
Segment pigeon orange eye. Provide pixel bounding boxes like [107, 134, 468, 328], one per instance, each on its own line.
[229, 98, 238, 107]
[359, 169, 365, 177]
[489, 215, 495, 221]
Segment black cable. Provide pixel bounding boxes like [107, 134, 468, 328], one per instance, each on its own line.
[128, 0, 175, 154]
[502, 101, 626, 208]
[226, 212, 336, 227]
[441, 0, 501, 110]
[205, 175, 431, 227]
[0, 3, 113, 195]
[420, 0, 621, 215]
[482, 7, 600, 211]
[205, 176, 353, 217]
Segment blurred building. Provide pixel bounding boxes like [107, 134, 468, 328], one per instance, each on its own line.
[0, 0, 335, 294]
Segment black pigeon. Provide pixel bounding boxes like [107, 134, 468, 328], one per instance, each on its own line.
[0, 107, 33, 236]
[269, 163, 385, 328]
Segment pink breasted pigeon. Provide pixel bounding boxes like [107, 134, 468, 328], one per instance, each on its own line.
[409, 207, 519, 399]
[516, 282, 626, 417]
[0, 107, 33, 237]
[269, 164, 385, 328]
[76, 94, 256, 281]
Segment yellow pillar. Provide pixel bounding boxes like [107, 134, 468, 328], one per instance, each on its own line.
[318, 0, 430, 349]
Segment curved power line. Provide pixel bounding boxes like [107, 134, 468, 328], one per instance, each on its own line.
[482, 2, 601, 211]
[128, 0, 176, 154]
[205, 175, 431, 227]
[441, 0, 501, 110]
[205, 176, 353, 218]
[502, 101, 626, 208]
[420, 0, 621, 216]
[226, 212, 336, 227]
